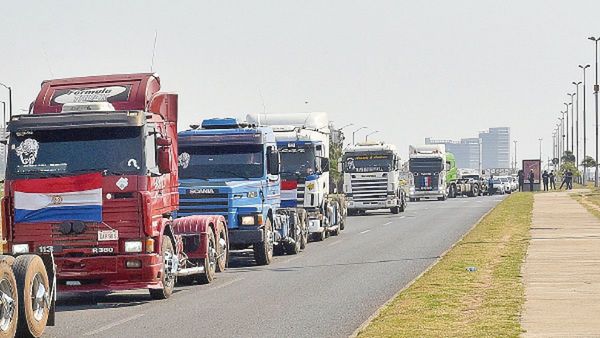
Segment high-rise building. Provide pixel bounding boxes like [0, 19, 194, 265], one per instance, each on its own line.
[479, 127, 510, 169]
[425, 137, 481, 170]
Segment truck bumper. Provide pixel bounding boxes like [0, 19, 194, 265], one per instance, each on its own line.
[228, 227, 264, 245]
[409, 191, 445, 199]
[348, 199, 397, 210]
[56, 253, 162, 293]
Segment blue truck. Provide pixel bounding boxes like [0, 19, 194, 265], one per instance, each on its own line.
[176, 118, 307, 265]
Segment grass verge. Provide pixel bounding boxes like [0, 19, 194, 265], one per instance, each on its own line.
[357, 193, 533, 338]
[571, 189, 600, 219]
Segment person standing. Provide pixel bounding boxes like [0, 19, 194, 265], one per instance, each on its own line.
[549, 170, 556, 190]
[518, 169, 525, 192]
[528, 169, 535, 191]
[542, 170, 549, 191]
[566, 169, 573, 190]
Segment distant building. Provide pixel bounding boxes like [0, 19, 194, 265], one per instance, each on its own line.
[425, 127, 510, 171]
[425, 137, 481, 170]
[479, 127, 510, 169]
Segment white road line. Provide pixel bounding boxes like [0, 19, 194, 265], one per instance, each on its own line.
[84, 313, 145, 336]
[383, 221, 393, 225]
[327, 240, 342, 246]
[359, 229, 371, 234]
[213, 277, 244, 290]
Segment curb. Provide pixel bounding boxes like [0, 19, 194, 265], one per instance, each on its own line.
[349, 196, 505, 338]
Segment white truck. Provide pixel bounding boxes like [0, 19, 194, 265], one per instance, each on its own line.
[342, 142, 406, 215]
[408, 144, 449, 201]
[246, 112, 346, 241]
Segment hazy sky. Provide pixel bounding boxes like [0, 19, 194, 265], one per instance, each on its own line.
[2, 0, 600, 163]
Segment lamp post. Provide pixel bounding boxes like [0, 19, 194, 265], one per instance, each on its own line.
[559, 116, 565, 167]
[339, 123, 353, 131]
[588, 36, 600, 186]
[579, 64, 591, 184]
[564, 103, 571, 152]
[538, 138, 543, 165]
[365, 130, 379, 142]
[0, 82, 11, 121]
[573, 83, 582, 169]
[352, 126, 367, 145]
[568, 93, 576, 154]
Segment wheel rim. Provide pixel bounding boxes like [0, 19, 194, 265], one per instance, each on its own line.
[0, 277, 15, 331]
[208, 236, 217, 272]
[266, 224, 274, 257]
[163, 248, 175, 289]
[30, 273, 47, 322]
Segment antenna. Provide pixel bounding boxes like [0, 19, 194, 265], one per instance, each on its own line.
[258, 88, 267, 125]
[150, 30, 158, 72]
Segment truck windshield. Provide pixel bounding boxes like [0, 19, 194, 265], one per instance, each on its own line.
[6, 127, 144, 179]
[343, 153, 393, 173]
[279, 146, 315, 176]
[178, 144, 264, 179]
[409, 158, 444, 173]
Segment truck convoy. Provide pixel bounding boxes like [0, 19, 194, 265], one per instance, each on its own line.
[245, 112, 346, 240]
[2, 73, 228, 312]
[177, 117, 306, 265]
[342, 142, 406, 215]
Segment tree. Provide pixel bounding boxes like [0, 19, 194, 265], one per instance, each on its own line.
[581, 155, 597, 168]
[561, 150, 575, 163]
[560, 161, 580, 177]
[329, 127, 345, 193]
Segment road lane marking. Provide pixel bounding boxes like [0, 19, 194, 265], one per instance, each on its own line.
[383, 221, 393, 225]
[359, 229, 371, 234]
[84, 313, 145, 336]
[327, 240, 342, 246]
[213, 277, 244, 290]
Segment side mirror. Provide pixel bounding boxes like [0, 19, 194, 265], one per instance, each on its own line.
[157, 137, 172, 147]
[320, 158, 330, 172]
[267, 148, 279, 175]
[157, 147, 172, 174]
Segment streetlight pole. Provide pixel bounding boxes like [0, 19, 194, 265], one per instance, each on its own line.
[352, 126, 367, 145]
[539, 138, 543, 162]
[580, 64, 590, 184]
[589, 36, 600, 186]
[573, 82, 582, 168]
[365, 130, 379, 142]
[564, 102, 571, 152]
[0, 82, 11, 121]
[568, 93, 576, 154]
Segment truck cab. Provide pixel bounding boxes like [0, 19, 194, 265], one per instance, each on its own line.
[177, 118, 284, 265]
[246, 112, 346, 240]
[408, 144, 447, 201]
[3, 73, 225, 299]
[343, 142, 406, 215]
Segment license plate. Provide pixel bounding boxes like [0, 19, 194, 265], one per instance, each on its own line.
[98, 230, 119, 241]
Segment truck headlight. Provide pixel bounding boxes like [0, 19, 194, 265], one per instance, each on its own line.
[12, 244, 29, 254]
[247, 191, 258, 198]
[124, 240, 143, 253]
[241, 215, 255, 225]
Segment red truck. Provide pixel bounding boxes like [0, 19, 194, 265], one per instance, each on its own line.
[2, 73, 227, 308]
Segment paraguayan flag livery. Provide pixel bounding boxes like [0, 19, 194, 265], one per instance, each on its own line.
[14, 173, 103, 223]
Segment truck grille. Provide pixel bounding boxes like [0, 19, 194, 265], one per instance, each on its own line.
[179, 193, 229, 214]
[297, 180, 305, 204]
[350, 177, 388, 202]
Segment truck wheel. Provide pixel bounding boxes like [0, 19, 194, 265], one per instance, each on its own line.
[149, 238, 176, 299]
[253, 218, 274, 265]
[390, 206, 400, 214]
[339, 212, 346, 231]
[215, 225, 228, 273]
[198, 230, 217, 284]
[0, 260, 18, 338]
[13, 255, 50, 338]
[448, 185, 456, 198]
[399, 197, 406, 212]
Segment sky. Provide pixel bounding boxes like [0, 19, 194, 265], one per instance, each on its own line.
[1, 0, 600, 164]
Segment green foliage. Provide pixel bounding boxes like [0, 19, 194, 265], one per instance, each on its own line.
[561, 150, 575, 163]
[581, 155, 597, 168]
[329, 130, 344, 191]
[560, 161, 580, 177]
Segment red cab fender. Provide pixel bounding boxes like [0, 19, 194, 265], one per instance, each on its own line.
[172, 215, 227, 259]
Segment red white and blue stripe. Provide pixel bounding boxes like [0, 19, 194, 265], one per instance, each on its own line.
[281, 180, 298, 208]
[14, 173, 103, 223]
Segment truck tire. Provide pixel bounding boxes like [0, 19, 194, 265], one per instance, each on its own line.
[215, 225, 228, 273]
[0, 259, 18, 338]
[149, 238, 176, 299]
[399, 196, 406, 212]
[198, 230, 217, 284]
[390, 206, 400, 214]
[253, 218, 274, 265]
[448, 185, 456, 198]
[285, 213, 302, 255]
[13, 255, 50, 338]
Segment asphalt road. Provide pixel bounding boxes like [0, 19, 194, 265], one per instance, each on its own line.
[45, 195, 505, 338]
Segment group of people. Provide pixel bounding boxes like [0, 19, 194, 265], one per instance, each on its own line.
[517, 169, 573, 191]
